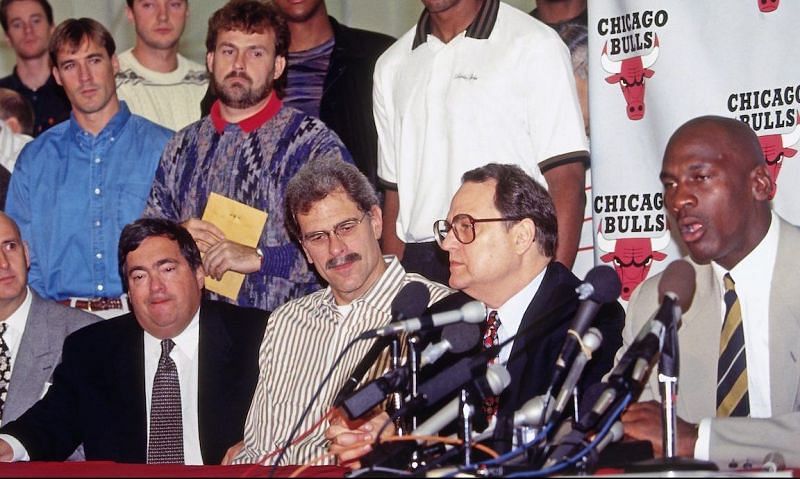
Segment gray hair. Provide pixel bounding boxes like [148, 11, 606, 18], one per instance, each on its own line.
[284, 158, 379, 240]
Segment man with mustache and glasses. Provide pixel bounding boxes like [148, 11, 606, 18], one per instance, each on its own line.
[622, 116, 800, 469]
[144, 0, 352, 313]
[224, 157, 452, 465]
[5, 18, 172, 318]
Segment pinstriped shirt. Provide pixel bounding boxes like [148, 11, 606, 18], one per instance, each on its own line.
[234, 256, 452, 465]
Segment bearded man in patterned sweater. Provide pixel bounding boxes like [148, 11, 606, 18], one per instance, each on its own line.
[143, 0, 352, 312]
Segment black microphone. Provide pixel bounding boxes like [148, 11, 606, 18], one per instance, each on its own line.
[419, 322, 481, 367]
[549, 266, 621, 400]
[333, 282, 430, 407]
[609, 260, 695, 393]
[359, 301, 486, 338]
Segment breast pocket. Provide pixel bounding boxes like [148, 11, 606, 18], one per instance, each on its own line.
[116, 183, 152, 229]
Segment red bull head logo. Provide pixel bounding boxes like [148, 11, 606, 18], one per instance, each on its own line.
[758, 120, 800, 199]
[597, 232, 670, 301]
[758, 0, 779, 12]
[601, 36, 660, 121]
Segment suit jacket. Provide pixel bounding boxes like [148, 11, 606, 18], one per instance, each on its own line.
[424, 262, 625, 440]
[3, 291, 99, 424]
[625, 216, 800, 468]
[0, 299, 267, 464]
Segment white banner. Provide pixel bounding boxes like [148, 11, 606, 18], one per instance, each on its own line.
[588, 0, 800, 302]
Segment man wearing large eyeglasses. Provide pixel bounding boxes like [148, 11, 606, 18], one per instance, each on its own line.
[329, 163, 624, 465]
[224, 157, 452, 466]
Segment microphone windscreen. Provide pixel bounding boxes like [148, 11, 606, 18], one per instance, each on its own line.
[459, 300, 488, 324]
[584, 265, 622, 303]
[391, 281, 431, 321]
[657, 259, 696, 311]
[440, 322, 481, 354]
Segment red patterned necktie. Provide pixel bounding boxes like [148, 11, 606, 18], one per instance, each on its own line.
[482, 311, 501, 418]
[147, 339, 184, 464]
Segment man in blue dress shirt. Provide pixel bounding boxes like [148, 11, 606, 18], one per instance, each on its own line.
[5, 17, 172, 318]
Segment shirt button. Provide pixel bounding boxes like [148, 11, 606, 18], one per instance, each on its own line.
[95, 157, 101, 164]
[96, 253, 103, 259]
[94, 188, 101, 195]
[97, 284, 104, 292]
[95, 220, 101, 227]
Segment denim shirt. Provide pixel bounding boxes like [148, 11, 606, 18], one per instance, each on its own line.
[5, 102, 173, 300]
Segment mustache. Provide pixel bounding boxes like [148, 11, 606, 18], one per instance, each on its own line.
[326, 252, 361, 270]
[225, 71, 252, 82]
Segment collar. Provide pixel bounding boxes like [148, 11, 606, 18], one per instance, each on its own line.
[493, 266, 546, 337]
[712, 210, 780, 289]
[318, 255, 406, 311]
[68, 100, 132, 140]
[210, 91, 283, 134]
[3, 286, 32, 343]
[143, 306, 201, 362]
[412, 0, 499, 50]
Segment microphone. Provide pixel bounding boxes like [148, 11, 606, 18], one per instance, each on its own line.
[412, 364, 511, 437]
[360, 301, 486, 338]
[548, 266, 621, 400]
[550, 327, 603, 422]
[608, 260, 695, 393]
[333, 282, 430, 407]
[762, 452, 786, 472]
[420, 322, 481, 367]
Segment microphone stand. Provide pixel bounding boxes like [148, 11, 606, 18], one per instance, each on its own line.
[658, 313, 679, 458]
[389, 337, 405, 435]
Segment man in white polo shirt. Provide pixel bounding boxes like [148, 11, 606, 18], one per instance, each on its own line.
[375, 0, 588, 284]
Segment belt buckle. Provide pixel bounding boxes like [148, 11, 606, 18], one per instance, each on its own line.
[87, 299, 94, 312]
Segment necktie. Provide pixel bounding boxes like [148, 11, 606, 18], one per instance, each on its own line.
[716, 273, 750, 417]
[0, 323, 10, 423]
[482, 310, 501, 418]
[147, 339, 184, 464]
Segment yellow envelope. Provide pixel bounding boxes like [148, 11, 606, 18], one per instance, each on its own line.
[201, 192, 268, 300]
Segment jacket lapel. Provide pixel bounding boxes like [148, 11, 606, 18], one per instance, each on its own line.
[197, 302, 232, 464]
[111, 318, 147, 462]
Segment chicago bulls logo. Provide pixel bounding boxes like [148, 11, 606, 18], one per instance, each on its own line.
[601, 35, 660, 121]
[758, 0, 779, 12]
[757, 117, 800, 199]
[597, 231, 670, 301]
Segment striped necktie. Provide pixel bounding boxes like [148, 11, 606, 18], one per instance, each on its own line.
[147, 339, 185, 464]
[482, 311, 501, 418]
[0, 322, 10, 423]
[716, 273, 750, 417]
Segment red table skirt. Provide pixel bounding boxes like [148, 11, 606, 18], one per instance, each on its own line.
[0, 462, 348, 477]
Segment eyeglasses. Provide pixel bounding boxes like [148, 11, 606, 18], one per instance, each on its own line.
[301, 212, 370, 248]
[433, 213, 527, 246]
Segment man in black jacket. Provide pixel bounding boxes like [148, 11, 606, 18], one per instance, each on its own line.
[0, 218, 267, 464]
[201, 0, 393, 190]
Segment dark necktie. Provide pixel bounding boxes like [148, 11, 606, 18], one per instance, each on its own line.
[482, 310, 501, 418]
[716, 273, 750, 417]
[0, 323, 10, 423]
[147, 339, 185, 464]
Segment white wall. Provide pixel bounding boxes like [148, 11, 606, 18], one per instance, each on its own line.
[0, 0, 534, 74]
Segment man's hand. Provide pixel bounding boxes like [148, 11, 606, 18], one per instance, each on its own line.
[203, 240, 262, 281]
[221, 440, 244, 465]
[0, 439, 14, 462]
[621, 400, 698, 458]
[325, 410, 394, 469]
[181, 218, 225, 253]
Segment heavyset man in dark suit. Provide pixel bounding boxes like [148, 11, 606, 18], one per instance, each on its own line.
[329, 163, 624, 465]
[0, 218, 267, 464]
[0, 212, 98, 427]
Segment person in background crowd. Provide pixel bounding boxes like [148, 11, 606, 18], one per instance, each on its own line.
[0, 0, 70, 136]
[623, 116, 800, 469]
[144, 0, 352, 312]
[116, 0, 208, 131]
[375, 0, 588, 285]
[5, 18, 172, 317]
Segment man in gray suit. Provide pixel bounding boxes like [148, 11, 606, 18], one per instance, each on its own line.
[0, 212, 98, 426]
[622, 116, 800, 469]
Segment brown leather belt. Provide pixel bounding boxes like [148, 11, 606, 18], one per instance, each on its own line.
[58, 298, 124, 311]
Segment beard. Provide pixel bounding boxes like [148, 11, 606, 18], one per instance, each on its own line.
[214, 71, 271, 109]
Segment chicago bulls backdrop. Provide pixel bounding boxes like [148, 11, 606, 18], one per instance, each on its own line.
[589, 1, 800, 303]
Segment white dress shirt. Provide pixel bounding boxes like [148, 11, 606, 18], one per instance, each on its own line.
[493, 269, 546, 365]
[695, 211, 779, 459]
[1, 288, 32, 381]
